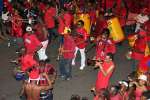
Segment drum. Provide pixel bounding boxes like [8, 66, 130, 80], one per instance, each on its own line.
[107, 17, 125, 43]
[127, 34, 137, 47]
[74, 13, 91, 34]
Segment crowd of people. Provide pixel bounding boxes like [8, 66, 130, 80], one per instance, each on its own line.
[0, 0, 150, 99]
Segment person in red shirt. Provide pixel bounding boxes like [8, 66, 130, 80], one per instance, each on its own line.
[72, 20, 89, 70]
[58, 32, 75, 80]
[131, 29, 147, 71]
[44, 3, 58, 43]
[95, 28, 116, 61]
[15, 47, 38, 72]
[23, 26, 42, 56]
[34, 19, 49, 61]
[63, 8, 74, 29]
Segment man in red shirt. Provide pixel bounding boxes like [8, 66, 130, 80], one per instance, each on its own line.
[72, 20, 89, 70]
[58, 32, 75, 80]
[44, 3, 58, 43]
[23, 26, 42, 56]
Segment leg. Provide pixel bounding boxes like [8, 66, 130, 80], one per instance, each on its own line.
[72, 47, 79, 65]
[58, 57, 67, 79]
[79, 48, 86, 70]
[65, 59, 72, 79]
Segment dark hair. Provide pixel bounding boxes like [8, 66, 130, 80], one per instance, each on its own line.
[77, 20, 84, 26]
[102, 28, 110, 37]
[106, 53, 114, 61]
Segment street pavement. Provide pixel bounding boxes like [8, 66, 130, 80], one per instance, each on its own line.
[0, 38, 132, 100]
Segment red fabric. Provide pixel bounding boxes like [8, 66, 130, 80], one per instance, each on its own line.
[44, 7, 56, 28]
[74, 27, 88, 49]
[95, 61, 114, 91]
[12, 13, 23, 37]
[20, 54, 37, 72]
[29, 69, 39, 79]
[131, 37, 147, 60]
[89, 10, 97, 24]
[138, 56, 150, 72]
[57, 16, 65, 34]
[38, 2, 46, 13]
[23, 33, 41, 54]
[3, 0, 13, 13]
[34, 24, 47, 41]
[96, 39, 116, 60]
[23, 1, 31, 9]
[95, 18, 107, 34]
[106, 0, 114, 9]
[39, 64, 55, 85]
[135, 88, 143, 100]
[110, 94, 122, 100]
[63, 35, 75, 59]
[63, 12, 73, 27]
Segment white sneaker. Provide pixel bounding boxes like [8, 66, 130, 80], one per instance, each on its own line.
[80, 66, 85, 70]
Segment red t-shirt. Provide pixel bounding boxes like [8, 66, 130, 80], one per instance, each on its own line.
[44, 7, 56, 29]
[74, 27, 88, 49]
[95, 18, 107, 34]
[63, 35, 75, 59]
[20, 54, 37, 72]
[63, 12, 73, 27]
[23, 33, 41, 54]
[89, 10, 97, 24]
[131, 37, 147, 60]
[38, 2, 46, 13]
[96, 39, 116, 60]
[138, 56, 150, 72]
[34, 24, 47, 41]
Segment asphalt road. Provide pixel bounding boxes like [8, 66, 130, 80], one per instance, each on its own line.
[0, 38, 132, 100]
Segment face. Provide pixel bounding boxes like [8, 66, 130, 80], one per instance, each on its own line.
[105, 55, 111, 62]
[101, 34, 108, 41]
[139, 79, 146, 86]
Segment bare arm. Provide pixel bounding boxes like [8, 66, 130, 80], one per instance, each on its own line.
[96, 62, 114, 76]
[39, 73, 53, 90]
